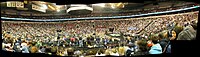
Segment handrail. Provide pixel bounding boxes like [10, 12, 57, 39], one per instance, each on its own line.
[136, 21, 154, 34]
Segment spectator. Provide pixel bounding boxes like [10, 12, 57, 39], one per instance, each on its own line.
[30, 45, 38, 53]
[176, 23, 196, 40]
[95, 49, 106, 56]
[158, 33, 169, 52]
[148, 36, 162, 54]
[191, 21, 197, 31]
[118, 44, 125, 56]
[13, 43, 21, 52]
[74, 50, 82, 56]
[110, 48, 119, 56]
[134, 40, 149, 56]
[173, 23, 184, 39]
[50, 46, 57, 55]
[38, 46, 46, 53]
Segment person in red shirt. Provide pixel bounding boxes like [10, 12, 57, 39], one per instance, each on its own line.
[70, 37, 75, 46]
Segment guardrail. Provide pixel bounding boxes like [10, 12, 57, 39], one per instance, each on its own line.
[1, 6, 199, 22]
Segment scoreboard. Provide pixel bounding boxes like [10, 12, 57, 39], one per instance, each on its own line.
[6, 1, 24, 8]
[6, 1, 46, 13]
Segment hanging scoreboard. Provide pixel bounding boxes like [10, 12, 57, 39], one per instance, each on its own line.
[6, 1, 24, 8]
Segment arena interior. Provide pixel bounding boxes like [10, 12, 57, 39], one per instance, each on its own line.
[1, 0, 199, 57]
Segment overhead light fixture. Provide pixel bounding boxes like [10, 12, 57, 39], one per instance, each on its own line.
[66, 6, 93, 13]
[48, 5, 56, 10]
[111, 5, 115, 9]
[109, 3, 117, 9]
[70, 4, 88, 7]
[39, 1, 46, 4]
[56, 5, 62, 8]
[117, 3, 122, 7]
[41, 4, 48, 9]
[92, 3, 106, 7]
[24, 1, 27, 4]
[56, 9, 60, 12]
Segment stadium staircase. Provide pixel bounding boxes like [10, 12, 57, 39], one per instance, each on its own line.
[136, 20, 155, 34]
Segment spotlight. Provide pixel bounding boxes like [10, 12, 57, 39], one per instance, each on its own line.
[56, 9, 60, 12]
[92, 3, 106, 7]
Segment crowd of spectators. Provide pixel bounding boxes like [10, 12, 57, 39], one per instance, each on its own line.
[2, 11, 198, 56]
[144, 11, 198, 34]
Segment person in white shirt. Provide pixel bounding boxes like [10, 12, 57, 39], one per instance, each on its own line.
[21, 42, 27, 48]
[74, 50, 82, 56]
[63, 48, 68, 56]
[21, 41, 29, 53]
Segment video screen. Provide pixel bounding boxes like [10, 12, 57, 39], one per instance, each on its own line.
[1, 0, 199, 56]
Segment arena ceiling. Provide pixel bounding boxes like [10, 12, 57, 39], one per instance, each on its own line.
[0, 0, 199, 15]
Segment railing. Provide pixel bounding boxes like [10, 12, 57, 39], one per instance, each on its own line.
[136, 20, 154, 34]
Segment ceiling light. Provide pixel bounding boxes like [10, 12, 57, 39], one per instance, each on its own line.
[57, 9, 60, 12]
[111, 5, 115, 9]
[117, 3, 122, 6]
[48, 5, 56, 10]
[70, 4, 88, 7]
[56, 5, 63, 8]
[100, 3, 106, 7]
[41, 5, 48, 9]
[39, 1, 46, 4]
[24, 1, 27, 4]
[92, 3, 106, 7]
